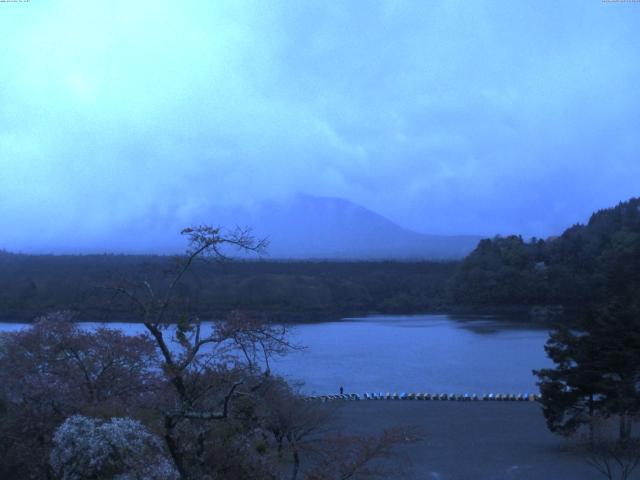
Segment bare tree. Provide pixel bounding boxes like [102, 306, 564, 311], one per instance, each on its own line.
[575, 416, 640, 480]
[259, 381, 334, 480]
[112, 226, 298, 478]
[304, 426, 423, 480]
[582, 439, 640, 480]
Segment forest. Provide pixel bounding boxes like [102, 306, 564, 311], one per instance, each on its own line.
[451, 197, 640, 311]
[0, 255, 457, 322]
[1, 197, 638, 324]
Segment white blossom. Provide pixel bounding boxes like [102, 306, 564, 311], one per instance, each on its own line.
[50, 415, 179, 480]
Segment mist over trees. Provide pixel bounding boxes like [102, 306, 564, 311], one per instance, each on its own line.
[2, 197, 639, 324]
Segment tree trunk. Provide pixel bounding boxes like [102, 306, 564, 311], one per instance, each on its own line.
[588, 395, 595, 446]
[291, 448, 300, 480]
[277, 434, 284, 458]
[164, 415, 186, 478]
[619, 414, 630, 446]
[289, 434, 300, 480]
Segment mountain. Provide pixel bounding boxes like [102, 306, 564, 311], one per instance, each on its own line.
[80, 193, 478, 259]
[228, 194, 481, 260]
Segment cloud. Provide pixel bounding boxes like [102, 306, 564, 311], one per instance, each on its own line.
[0, 0, 639, 251]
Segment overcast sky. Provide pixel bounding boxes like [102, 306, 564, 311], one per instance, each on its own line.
[1, 0, 639, 252]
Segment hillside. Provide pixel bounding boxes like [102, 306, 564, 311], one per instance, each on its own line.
[451, 197, 640, 311]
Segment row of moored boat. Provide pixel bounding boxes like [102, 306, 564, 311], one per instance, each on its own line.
[304, 392, 541, 402]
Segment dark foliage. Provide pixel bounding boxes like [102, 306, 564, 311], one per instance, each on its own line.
[534, 299, 640, 448]
[0, 255, 457, 322]
[451, 197, 640, 310]
[0, 313, 160, 478]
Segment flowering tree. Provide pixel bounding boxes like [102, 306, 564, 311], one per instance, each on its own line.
[50, 415, 178, 480]
[0, 313, 158, 478]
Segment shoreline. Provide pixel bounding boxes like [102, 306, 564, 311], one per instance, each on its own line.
[0, 305, 566, 325]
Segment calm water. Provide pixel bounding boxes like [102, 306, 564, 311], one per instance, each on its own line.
[0, 315, 552, 395]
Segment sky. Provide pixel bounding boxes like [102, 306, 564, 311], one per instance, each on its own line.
[1, 0, 639, 252]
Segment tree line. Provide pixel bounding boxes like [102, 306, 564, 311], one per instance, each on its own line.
[0, 253, 457, 323]
[451, 197, 640, 310]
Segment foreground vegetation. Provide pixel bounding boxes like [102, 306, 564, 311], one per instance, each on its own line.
[0, 227, 419, 479]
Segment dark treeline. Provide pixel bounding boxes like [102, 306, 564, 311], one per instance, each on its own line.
[2, 197, 638, 323]
[451, 197, 640, 312]
[0, 254, 457, 322]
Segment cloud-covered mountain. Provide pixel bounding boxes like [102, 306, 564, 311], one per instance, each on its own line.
[13, 194, 480, 259]
[115, 194, 480, 259]
[228, 194, 480, 260]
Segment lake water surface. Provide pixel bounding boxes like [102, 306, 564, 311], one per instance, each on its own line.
[0, 314, 552, 395]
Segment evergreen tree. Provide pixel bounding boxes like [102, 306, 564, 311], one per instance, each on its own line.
[535, 302, 640, 444]
[584, 303, 640, 444]
[534, 325, 605, 441]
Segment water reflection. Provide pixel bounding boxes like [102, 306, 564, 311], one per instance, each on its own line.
[0, 314, 552, 396]
[272, 315, 552, 395]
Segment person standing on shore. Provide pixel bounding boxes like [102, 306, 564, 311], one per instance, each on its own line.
[340, 385, 344, 395]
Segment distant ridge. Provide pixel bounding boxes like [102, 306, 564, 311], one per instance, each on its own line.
[232, 193, 481, 260]
[5, 193, 481, 259]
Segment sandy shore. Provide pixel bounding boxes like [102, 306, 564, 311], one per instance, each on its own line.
[326, 401, 605, 480]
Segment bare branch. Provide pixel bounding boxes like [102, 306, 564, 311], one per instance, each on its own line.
[177, 380, 244, 421]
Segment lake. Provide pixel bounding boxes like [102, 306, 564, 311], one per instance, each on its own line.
[0, 314, 552, 395]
